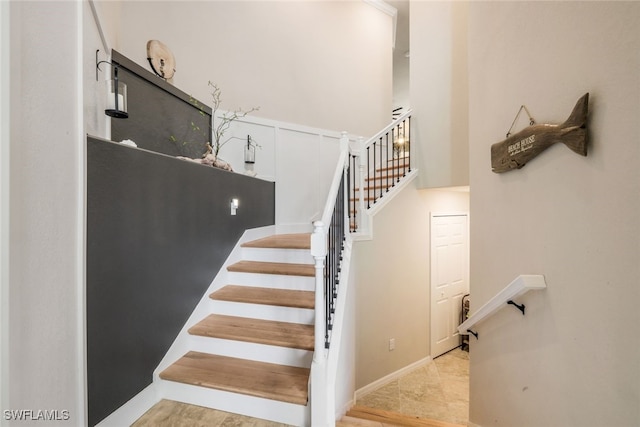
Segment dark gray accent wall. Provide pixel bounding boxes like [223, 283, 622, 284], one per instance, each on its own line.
[110, 49, 212, 158]
[86, 136, 275, 426]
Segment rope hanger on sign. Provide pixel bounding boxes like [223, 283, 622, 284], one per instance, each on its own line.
[506, 105, 535, 138]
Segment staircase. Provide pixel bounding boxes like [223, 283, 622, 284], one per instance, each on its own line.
[152, 116, 416, 426]
[157, 233, 315, 426]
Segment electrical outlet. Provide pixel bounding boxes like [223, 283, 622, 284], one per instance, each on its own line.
[389, 338, 395, 351]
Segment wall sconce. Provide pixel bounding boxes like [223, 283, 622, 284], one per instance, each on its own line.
[393, 124, 409, 158]
[96, 51, 128, 119]
[393, 135, 407, 158]
[230, 198, 239, 216]
[244, 135, 258, 177]
[244, 135, 256, 165]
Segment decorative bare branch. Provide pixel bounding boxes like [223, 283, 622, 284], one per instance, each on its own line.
[172, 83, 259, 158]
[208, 81, 259, 156]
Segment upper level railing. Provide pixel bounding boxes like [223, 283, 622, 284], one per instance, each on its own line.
[349, 110, 412, 232]
[458, 275, 547, 339]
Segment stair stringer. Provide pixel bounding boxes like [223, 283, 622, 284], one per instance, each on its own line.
[150, 224, 313, 426]
[351, 169, 419, 241]
[326, 236, 355, 422]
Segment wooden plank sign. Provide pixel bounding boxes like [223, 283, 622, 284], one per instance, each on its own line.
[491, 93, 589, 173]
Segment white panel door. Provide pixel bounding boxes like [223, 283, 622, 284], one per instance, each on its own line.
[430, 214, 469, 358]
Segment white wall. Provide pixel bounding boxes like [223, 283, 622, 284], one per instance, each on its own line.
[8, 1, 85, 425]
[86, 1, 111, 140]
[0, 0, 10, 422]
[467, 2, 640, 426]
[111, 0, 393, 139]
[390, 0, 410, 112]
[222, 116, 343, 229]
[353, 181, 469, 389]
[410, 1, 469, 189]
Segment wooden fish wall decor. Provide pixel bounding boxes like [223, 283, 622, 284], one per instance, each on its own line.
[491, 93, 589, 173]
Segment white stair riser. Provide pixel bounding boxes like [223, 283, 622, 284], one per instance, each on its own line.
[156, 379, 310, 426]
[226, 272, 315, 291]
[241, 247, 314, 265]
[209, 300, 315, 325]
[187, 335, 313, 368]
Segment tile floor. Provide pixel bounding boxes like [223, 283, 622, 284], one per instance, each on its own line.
[356, 348, 469, 426]
[131, 348, 469, 426]
[131, 399, 290, 427]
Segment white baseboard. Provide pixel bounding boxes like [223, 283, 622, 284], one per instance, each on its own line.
[336, 398, 354, 421]
[354, 356, 432, 400]
[95, 383, 158, 427]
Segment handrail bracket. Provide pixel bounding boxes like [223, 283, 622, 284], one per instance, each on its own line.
[507, 300, 526, 315]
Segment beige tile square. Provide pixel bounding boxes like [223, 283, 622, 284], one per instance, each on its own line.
[447, 400, 469, 425]
[441, 378, 469, 404]
[354, 349, 469, 425]
[220, 412, 257, 427]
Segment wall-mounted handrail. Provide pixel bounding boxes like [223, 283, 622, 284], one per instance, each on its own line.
[458, 275, 547, 336]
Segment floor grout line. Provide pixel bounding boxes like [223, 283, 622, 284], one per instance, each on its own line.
[356, 348, 469, 426]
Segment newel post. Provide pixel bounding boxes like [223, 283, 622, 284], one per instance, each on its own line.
[310, 220, 327, 361]
[340, 131, 349, 158]
[310, 220, 329, 426]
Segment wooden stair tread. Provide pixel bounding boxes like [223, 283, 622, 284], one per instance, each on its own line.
[353, 185, 396, 192]
[350, 196, 385, 202]
[366, 173, 405, 181]
[388, 157, 409, 164]
[241, 233, 311, 250]
[346, 406, 465, 427]
[227, 260, 314, 277]
[337, 415, 395, 426]
[210, 285, 314, 309]
[159, 351, 310, 405]
[377, 164, 410, 173]
[189, 314, 314, 350]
